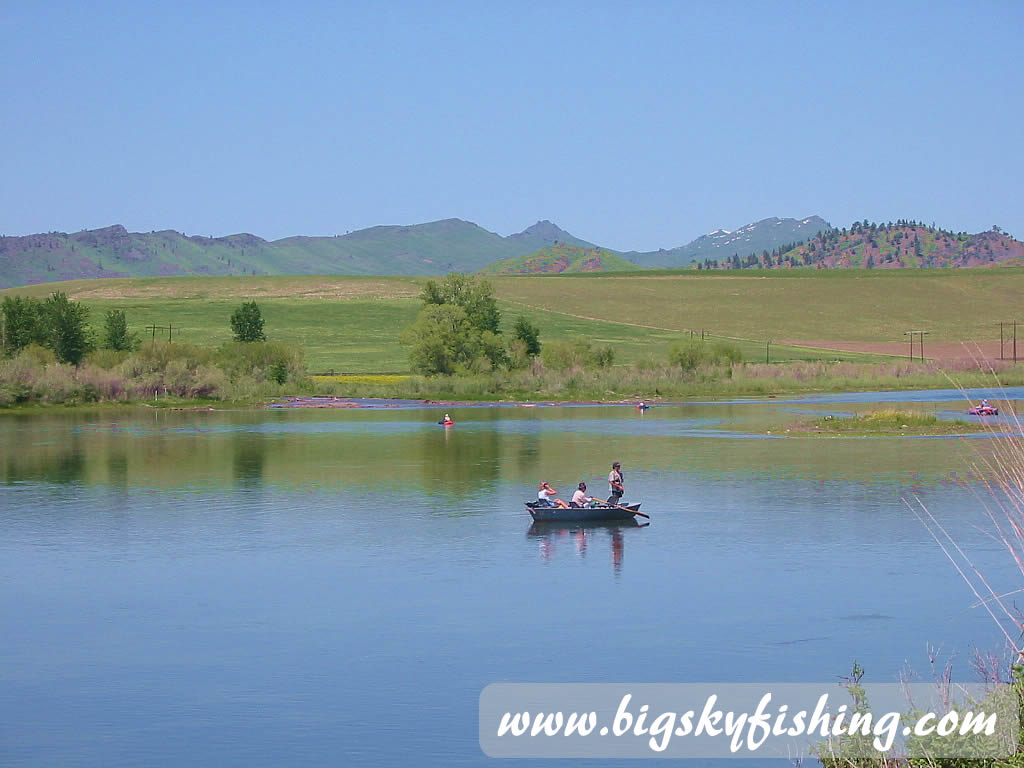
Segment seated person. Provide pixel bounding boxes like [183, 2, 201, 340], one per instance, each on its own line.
[570, 482, 594, 508]
[537, 481, 570, 509]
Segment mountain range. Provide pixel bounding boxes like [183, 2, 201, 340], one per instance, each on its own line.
[0, 216, 828, 289]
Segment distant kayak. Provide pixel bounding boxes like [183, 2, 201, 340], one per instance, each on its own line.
[438, 420, 455, 426]
[968, 406, 998, 416]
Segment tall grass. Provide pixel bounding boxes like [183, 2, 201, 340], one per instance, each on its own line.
[309, 358, 1024, 401]
[911, 400, 1024, 662]
[0, 340, 309, 406]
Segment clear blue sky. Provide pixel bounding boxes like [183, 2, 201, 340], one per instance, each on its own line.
[2, 1, 1021, 251]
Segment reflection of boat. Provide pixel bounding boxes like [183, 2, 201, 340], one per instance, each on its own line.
[968, 406, 999, 416]
[528, 519, 646, 573]
[527, 519, 643, 535]
[526, 501, 642, 522]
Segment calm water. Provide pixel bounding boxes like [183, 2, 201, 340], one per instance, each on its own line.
[2, 394, 1022, 767]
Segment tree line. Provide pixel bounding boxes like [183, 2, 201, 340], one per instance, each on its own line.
[1, 293, 271, 365]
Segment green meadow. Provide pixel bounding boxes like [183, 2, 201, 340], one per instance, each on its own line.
[4, 269, 1024, 374]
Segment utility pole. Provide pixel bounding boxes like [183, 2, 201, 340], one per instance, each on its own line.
[1000, 321, 1018, 363]
[904, 330, 928, 361]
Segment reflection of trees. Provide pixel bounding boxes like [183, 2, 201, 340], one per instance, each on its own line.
[418, 424, 503, 500]
[232, 435, 266, 489]
[3, 413, 87, 485]
[106, 447, 128, 489]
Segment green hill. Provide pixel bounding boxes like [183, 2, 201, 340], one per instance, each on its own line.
[626, 216, 831, 267]
[0, 219, 597, 289]
[481, 244, 642, 274]
[696, 220, 1024, 270]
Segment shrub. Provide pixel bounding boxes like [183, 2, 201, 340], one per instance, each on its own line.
[668, 339, 742, 372]
[230, 301, 266, 342]
[86, 348, 130, 370]
[44, 292, 92, 365]
[513, 316, 541, 357]
[102, 309, 139, 351]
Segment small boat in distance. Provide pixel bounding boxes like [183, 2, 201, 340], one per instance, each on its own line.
[526, 501, 643, 523]
[968, 405, 999, 416]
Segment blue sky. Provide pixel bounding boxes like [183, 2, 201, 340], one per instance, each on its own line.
[2, 1, 1021, 251]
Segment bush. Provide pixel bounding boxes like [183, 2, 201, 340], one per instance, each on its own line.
[102, 309, 139, 351]
[230, 301, 266, 342]
[513, 316, 541, 357]
[540, 336, 614, 371]
[85, 348, 130, 370]
[668, 339, 742, 372]
[44, 292, 92, 365]
[216, 340, 304, 383]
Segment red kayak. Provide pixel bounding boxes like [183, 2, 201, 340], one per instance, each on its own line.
[968, 406, 999, 416]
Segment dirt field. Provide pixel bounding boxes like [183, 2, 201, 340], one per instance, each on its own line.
[784, 339, 1023, 363]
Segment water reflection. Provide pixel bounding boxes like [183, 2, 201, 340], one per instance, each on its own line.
[232, 434, 266, 489]
[527, 520, 648, 575]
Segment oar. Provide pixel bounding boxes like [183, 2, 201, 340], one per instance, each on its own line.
[601, 499, 649, 519]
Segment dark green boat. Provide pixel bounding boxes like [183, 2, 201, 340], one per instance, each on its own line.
[526, 501, 643, 523]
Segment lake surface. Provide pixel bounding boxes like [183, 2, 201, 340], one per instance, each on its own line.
[2, 392, 1022, 767]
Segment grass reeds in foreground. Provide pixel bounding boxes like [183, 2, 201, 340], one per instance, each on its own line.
[910, 397, 1024, 660]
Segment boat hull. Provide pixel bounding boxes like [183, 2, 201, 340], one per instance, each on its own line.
[968, 407, 999, 416]
[527, 501, 642, 523]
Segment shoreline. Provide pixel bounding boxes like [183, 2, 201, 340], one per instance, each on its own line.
[2, 385, 1022, 414]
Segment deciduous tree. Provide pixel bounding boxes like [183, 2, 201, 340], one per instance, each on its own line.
[230, 301, 266, 342]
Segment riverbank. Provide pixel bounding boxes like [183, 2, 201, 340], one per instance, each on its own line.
[307, 361, 1024, 403]
[3, 352, 1024, 411]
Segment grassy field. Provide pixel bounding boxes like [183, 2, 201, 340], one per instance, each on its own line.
[493, 268, 1024, 343]
[4, 269, 1024, 374]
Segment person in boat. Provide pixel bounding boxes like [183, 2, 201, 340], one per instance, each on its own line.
[537, 481, 570, 509]
[607, 461, 624, 505]
[570, 482, 595, 508]
[981, 400, 990, 409]
[444, 413, 451, 422]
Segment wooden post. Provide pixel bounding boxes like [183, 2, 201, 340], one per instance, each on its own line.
[1015, 321, 1018, 364]
[766, 341, 770, 364]
[1001, 323, 1005, 361]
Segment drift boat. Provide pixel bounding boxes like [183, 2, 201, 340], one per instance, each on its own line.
[526, 501, 643, 523]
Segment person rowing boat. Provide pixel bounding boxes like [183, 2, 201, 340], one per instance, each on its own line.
[570, 482, 596, 508]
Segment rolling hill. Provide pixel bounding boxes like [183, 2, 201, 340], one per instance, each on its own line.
[625, 216, 831, 268]
[480, 244, 642, 274]
[0, 219, 595, 289]
[0, 215, 832, 289]
[697, 221, 1024, 270]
